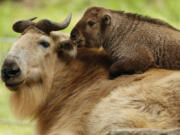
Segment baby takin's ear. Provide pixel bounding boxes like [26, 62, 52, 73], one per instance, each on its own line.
[101, 14, 111, 25]
[57, 39, 77, 58]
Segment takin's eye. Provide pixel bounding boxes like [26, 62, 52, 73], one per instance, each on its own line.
[87, 21, 95, 27]
[39, 41, 50, 48]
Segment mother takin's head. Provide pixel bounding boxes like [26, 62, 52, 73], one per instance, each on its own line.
[1, 14, 76, 91]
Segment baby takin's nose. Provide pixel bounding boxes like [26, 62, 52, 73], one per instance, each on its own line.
[70, 28, 80, 40]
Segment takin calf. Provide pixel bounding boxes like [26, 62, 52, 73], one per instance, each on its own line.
[1, 17, 180, 135]
[71, 6, 180, 78]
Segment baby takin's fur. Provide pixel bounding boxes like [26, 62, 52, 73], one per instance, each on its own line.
[71, 6, 180, 78]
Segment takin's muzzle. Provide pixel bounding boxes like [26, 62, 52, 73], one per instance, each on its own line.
[1, 56, 23, 89]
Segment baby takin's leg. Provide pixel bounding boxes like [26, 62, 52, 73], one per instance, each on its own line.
[109, 46, 154, 79]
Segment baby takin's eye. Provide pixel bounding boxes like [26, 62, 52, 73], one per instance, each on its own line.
[87, 20, 95, 27]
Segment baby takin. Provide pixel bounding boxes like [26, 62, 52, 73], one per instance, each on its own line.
[70, 6, 180, 78]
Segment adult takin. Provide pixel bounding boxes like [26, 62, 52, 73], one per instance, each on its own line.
[70, 6, 180, 78]
[2, 16, 180, 135]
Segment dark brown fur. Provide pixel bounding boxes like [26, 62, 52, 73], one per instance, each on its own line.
[112, 10, 179, 31]
[71, 6, 180, 78]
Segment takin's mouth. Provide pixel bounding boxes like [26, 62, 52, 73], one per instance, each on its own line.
[5, 80, 24, 91]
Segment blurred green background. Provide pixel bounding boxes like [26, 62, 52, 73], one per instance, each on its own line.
[0, 0, 180, 134]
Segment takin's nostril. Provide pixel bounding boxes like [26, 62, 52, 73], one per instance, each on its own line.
[7, 68, 20, 77]
[1, 68, 9, 80]
[1, 65, 21, 81]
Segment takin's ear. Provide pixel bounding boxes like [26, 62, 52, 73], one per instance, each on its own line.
[101, 14, 111, 25]
[50, 31, 69, 42]
[57, 40, 77, 58]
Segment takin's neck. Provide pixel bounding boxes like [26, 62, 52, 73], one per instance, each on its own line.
[34, 49, 117, 134]
[52, 48, 111, 91]
[10, 83, 50, 119]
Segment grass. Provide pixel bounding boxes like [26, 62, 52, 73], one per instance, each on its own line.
[0, 0, 180, 134]
[0, 124, 33, 135]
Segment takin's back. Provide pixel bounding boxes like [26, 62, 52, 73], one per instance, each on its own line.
[37, 48, 180, 135]
[125, 16, 180, 69]
[87, 69, 180, 135]
[109, 9, 180, 71]
[104, 8, 180, 70]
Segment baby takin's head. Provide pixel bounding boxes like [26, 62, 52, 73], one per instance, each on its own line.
[70, 6, 112, 48]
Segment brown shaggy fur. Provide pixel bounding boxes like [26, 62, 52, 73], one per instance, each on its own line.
[35, 48, 180, 135]
[110, 10, 179, 31]
[3, 27, 180, 135]
[71, 6, 180, 78]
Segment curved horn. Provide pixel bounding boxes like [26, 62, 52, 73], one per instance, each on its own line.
[13, 17, 37, 33]
[36, 13, 72, 34]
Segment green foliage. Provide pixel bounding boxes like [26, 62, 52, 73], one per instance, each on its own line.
[0, 124, 33, 135]
[0, 0, 180, 37]
[0, 0, 180, 134]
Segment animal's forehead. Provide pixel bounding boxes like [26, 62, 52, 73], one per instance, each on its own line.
[39, 35, 51, 42]
[15, 29, 50, 46]
[22, 25, 47, 36]
[20, 26, 49, 39]
[84, 7, 102, 16]
[19, 32, 39, 42]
